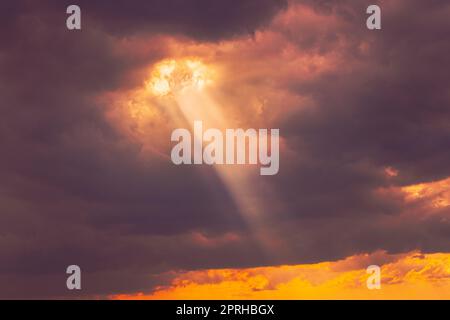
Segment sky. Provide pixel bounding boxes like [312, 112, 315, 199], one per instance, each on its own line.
[0, 0, 449, 299]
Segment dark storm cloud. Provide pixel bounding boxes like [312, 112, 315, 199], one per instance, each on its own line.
[2, 0, 287, 41]
[279, 0, 450, 184]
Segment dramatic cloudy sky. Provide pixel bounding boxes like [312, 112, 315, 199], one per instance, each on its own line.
[1, 0, 449, 299]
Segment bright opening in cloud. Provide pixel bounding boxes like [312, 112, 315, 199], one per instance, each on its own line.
[147, 59, 213, 96]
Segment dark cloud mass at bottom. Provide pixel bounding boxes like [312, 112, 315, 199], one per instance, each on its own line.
[0, 0, 449, 298]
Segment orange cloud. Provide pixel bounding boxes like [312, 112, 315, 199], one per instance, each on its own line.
[402, 177, 450, 209]
[113, 251, 450, 300]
